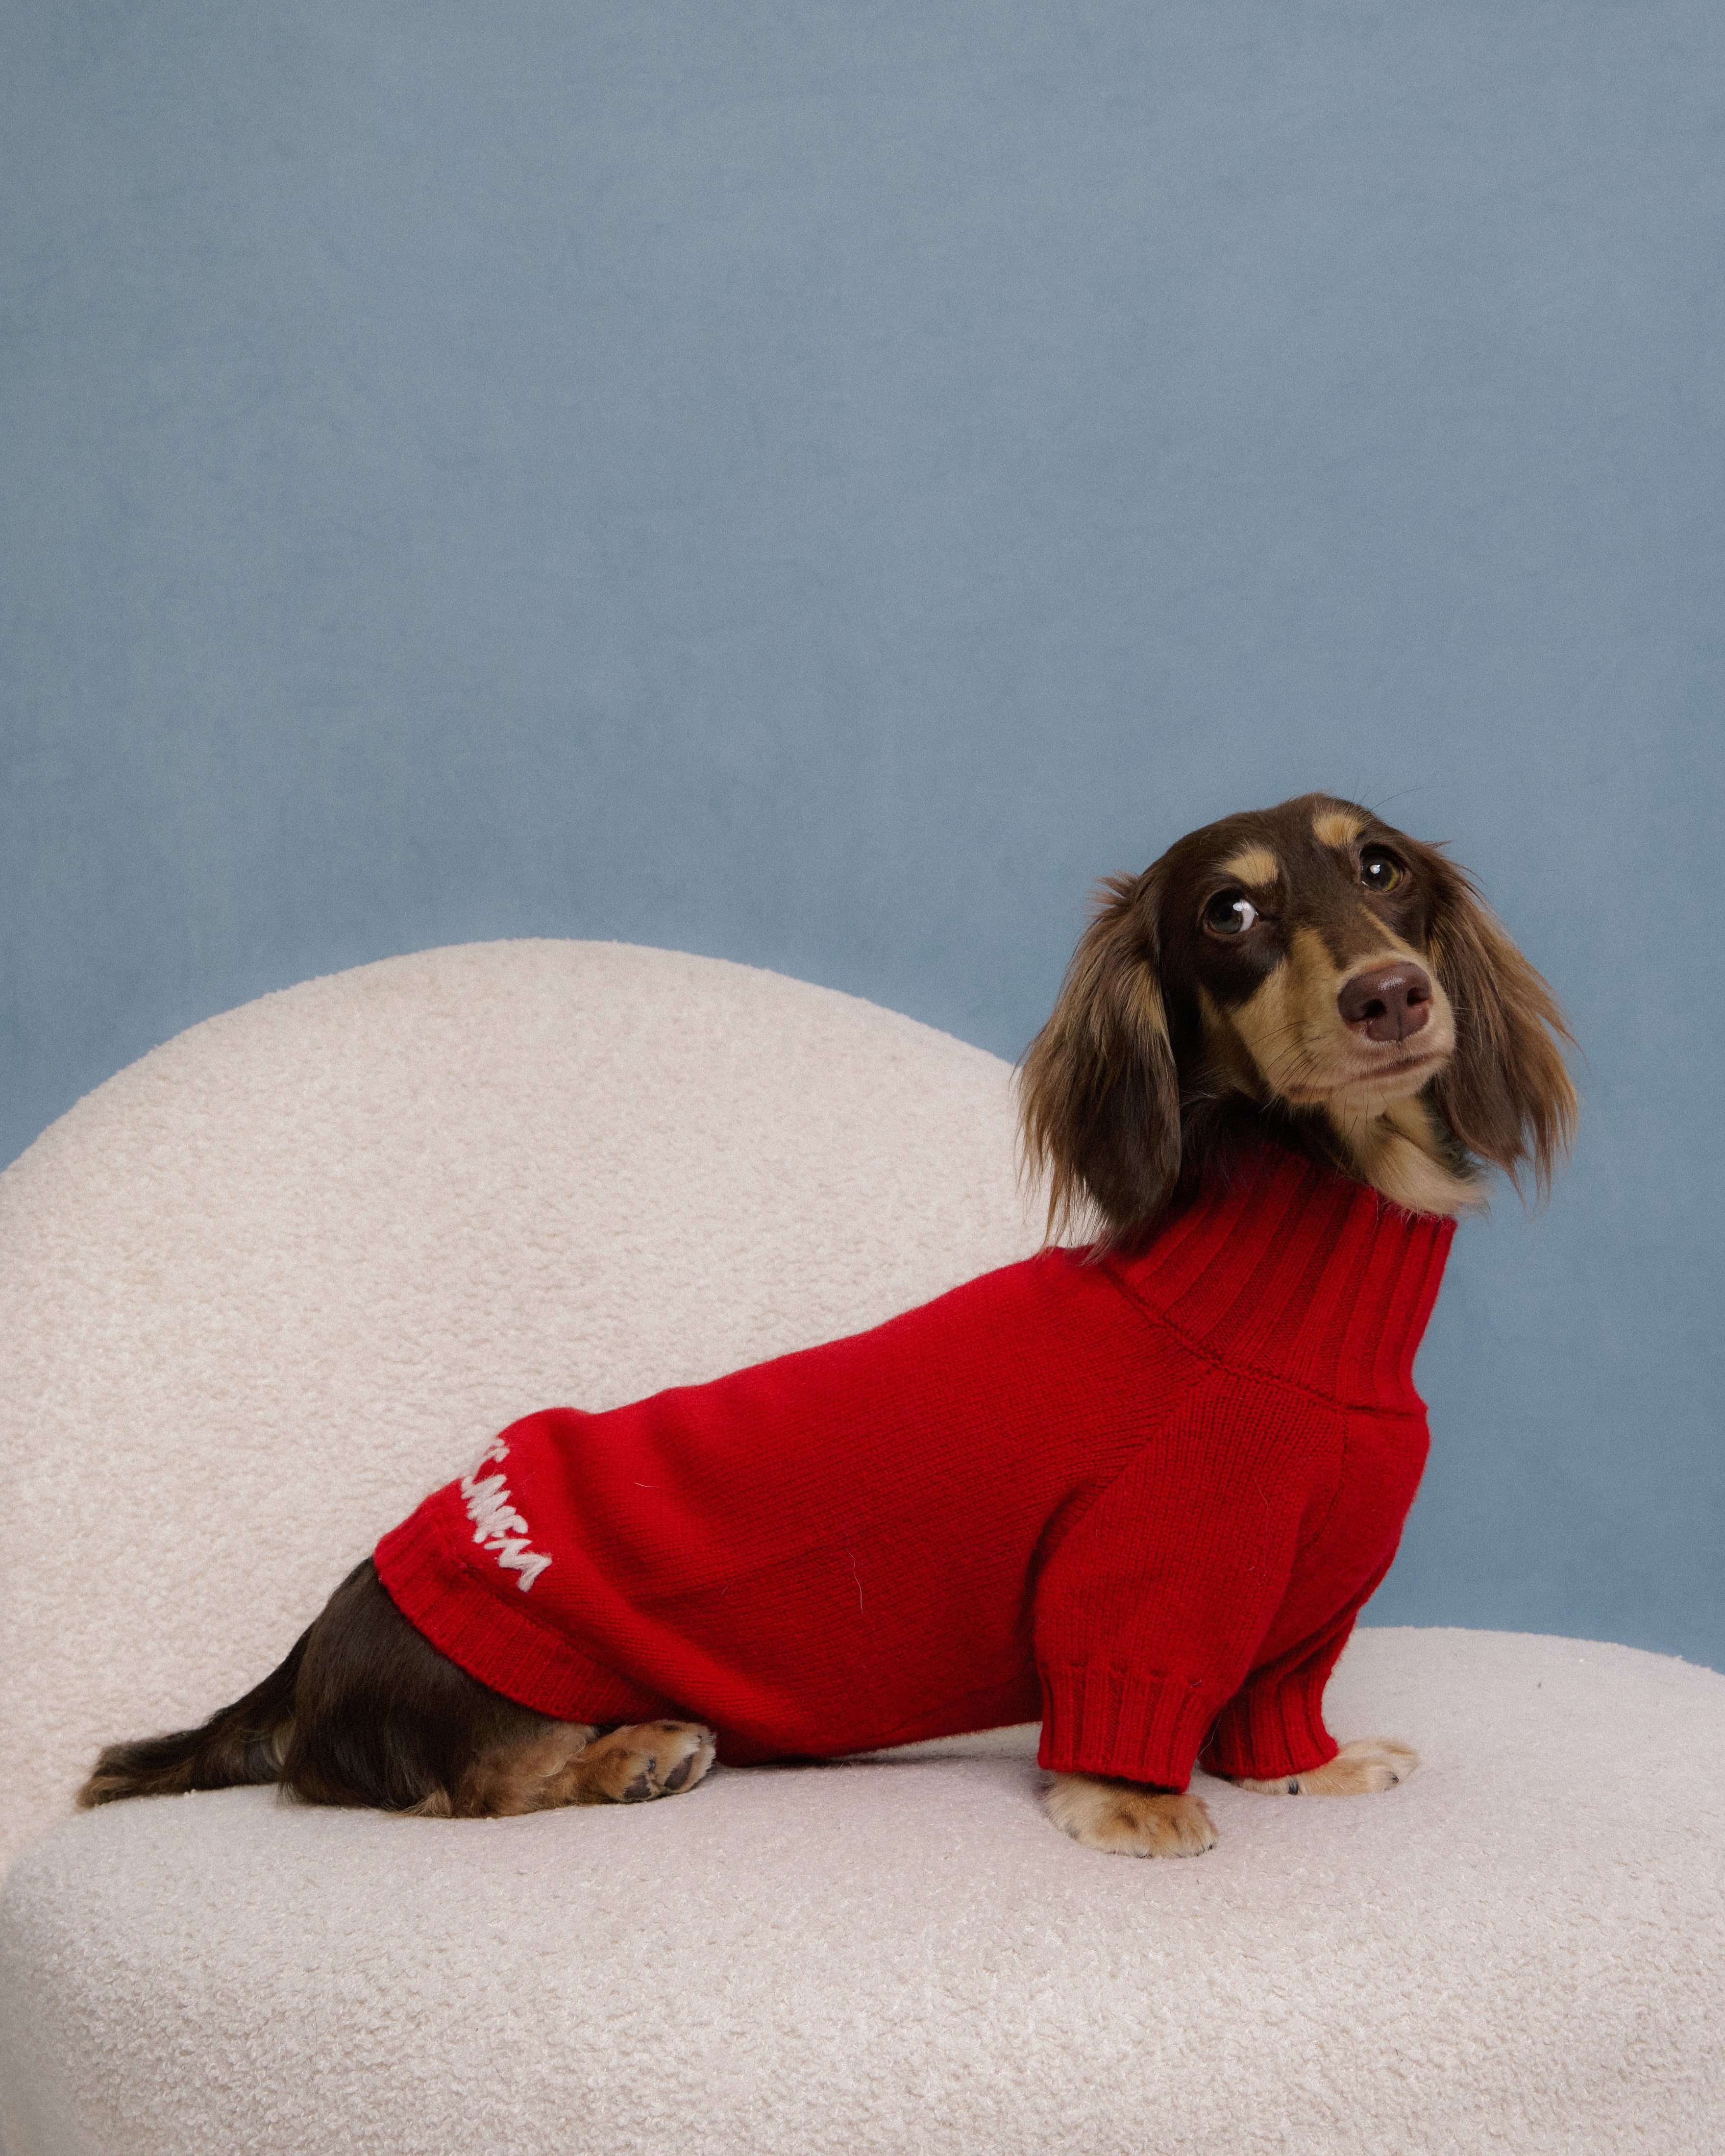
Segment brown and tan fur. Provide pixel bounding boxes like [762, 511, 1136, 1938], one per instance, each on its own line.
[80, 793, 1574, 1859]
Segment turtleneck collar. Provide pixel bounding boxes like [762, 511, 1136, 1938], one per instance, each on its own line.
[1104, 1140, 1455, 1411]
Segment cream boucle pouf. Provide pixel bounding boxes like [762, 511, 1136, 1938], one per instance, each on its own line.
[1, 941, 1721, 2156]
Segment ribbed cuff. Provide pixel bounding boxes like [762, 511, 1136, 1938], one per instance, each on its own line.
[1036, 1665, 1227, 1792]
[1198, 1674, 1338, 1780]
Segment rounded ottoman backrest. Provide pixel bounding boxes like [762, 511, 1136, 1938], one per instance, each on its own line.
[0, 941, 1042, 1873]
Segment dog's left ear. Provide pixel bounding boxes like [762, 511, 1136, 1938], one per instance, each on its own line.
[1018, 866, 1181, 1245]
[1422, 854, 1579, 1198]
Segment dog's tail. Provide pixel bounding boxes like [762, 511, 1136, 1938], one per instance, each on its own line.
[76, 1630, 310, 1808]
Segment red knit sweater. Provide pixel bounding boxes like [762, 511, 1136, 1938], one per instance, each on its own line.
[375, 1144, 1453, 1790]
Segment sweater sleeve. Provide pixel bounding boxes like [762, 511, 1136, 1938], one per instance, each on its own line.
[1197, 1540, 1401, 1780]
[1032, 1373, 1331, 1791]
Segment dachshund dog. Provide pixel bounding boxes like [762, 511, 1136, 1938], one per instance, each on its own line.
[81, 794, 1575, 1857]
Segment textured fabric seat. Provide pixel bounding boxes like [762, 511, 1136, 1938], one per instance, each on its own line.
[1, 941, 1721, 2156]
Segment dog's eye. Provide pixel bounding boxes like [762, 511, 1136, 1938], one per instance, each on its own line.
[1360, 850, 1405, 894]
[1203, 891, 1259, 936]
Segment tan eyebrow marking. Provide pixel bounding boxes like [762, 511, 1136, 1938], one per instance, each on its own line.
[1217, 844, 1279, 886]
[1312, 808, 1366, 850]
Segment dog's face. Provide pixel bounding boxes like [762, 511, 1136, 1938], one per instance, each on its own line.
[1021, 792, 1576, 1240]
[1157, 796, 1457, 1121]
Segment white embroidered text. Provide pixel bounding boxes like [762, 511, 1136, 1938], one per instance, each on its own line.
[460, 1436, 552, 1592]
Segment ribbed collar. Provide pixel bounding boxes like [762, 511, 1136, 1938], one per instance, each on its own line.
[1105, 1141, 1455, 1411]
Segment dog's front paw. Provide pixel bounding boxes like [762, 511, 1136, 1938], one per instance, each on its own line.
[572, 1720, 717, 1805]
[1044, 1772, 1217, 1857]
[1231, 1737, 1418, 1795]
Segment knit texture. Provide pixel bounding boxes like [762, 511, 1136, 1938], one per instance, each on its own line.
[376, 1145, 1453, 1789]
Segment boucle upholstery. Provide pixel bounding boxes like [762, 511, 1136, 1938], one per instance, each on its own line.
[1, 940, 1721, 2155]
[0, 940, 1041, 1872]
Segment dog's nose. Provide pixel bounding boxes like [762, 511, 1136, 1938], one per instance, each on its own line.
[1337, 964, 1433, 1042]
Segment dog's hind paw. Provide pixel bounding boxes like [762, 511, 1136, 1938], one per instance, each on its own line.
[569, 1720, 717, 1806]
[1231, 1737, 1418, 1795]
[1044, 1773, 1218, 1857]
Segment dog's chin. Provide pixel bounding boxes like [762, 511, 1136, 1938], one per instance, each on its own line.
[1276, 1050, 1451, 1116]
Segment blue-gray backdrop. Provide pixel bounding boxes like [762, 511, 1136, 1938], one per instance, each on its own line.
[4, 3, 1721, 1664]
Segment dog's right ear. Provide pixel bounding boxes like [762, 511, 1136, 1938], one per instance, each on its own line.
[1017, 867, 1180, 1246]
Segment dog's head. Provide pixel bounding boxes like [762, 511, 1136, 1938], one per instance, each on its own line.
[1019, 792, 1577, 1241]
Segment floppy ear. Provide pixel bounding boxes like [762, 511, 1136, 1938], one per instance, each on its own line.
[1423, 857, 1578, 1199]
[1017, 868, 1181, 1245]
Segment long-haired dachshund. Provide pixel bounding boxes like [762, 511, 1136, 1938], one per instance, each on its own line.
[82, 794, 1576, 1858]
